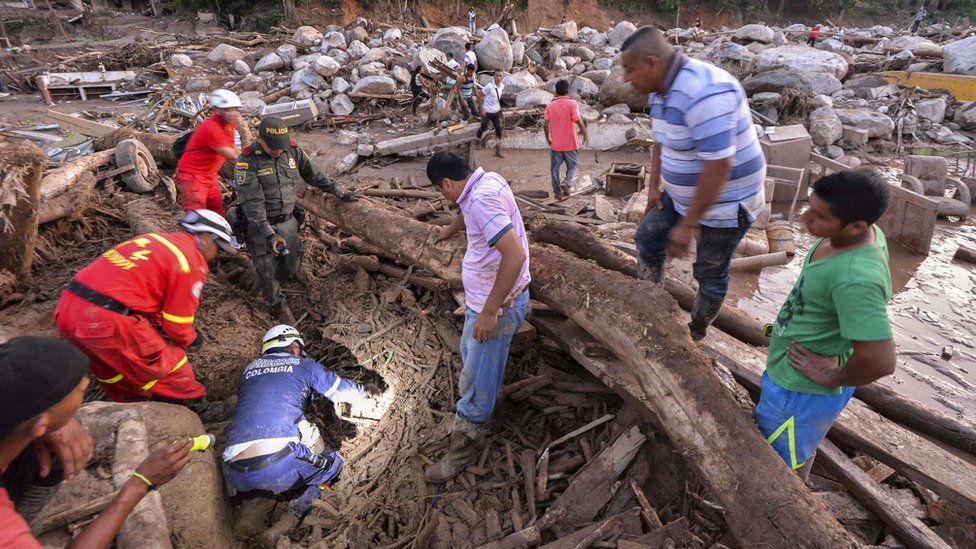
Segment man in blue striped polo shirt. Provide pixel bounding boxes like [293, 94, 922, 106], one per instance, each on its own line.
[621, 26, 766, 341]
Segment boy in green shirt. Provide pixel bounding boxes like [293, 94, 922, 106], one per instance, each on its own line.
[756, 169, 896, 478]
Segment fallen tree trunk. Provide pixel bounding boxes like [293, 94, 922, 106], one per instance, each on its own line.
[40, 171, 98, 224]
[297, 187, 857, 548]
[95, 129, 175, 169]
[0, 141, 47, 285]
[40, 149, 115, 204]
[530, 219, 770, 347]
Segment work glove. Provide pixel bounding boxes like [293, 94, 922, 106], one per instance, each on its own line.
[187, 332, 204, 353]
[339, 191, 358, 202]
[362, 378, 388, 396]
[267, 233, 287, 255]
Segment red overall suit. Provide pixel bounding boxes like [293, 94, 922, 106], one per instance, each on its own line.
[54, 232, 209, 402]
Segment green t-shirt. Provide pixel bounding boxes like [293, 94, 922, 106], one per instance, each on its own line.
[766, 225, 893, 395]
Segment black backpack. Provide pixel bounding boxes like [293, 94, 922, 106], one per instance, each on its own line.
[172, 129, 194, 161]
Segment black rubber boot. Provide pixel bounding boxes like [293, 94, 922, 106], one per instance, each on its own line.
[636, 261, 664, 284]
[688, 293, 724, 341]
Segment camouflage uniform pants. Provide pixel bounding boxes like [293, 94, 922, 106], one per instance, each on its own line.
[246, 216, 303, 315]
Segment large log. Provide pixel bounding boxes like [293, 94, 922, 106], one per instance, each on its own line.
[95, 129, 176, 169]
[40, 171, 98, 224]
[0, 141, 47, 285]
[297, 187, 858, 548]
[40, 149, 115, 203]
[530, 219, 770, 347]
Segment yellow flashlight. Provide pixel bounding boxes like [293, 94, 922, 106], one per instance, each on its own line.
[190, 434, 216, 452]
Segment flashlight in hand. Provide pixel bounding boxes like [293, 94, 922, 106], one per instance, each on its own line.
[190, 434, 216, 452]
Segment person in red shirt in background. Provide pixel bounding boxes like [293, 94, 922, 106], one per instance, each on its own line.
[0, 336, 193, 549]
[54, 210, 237, 417]
[807, 24, 820, 47]
[543, 79, 589, 199]
[175, 89, 243, 217]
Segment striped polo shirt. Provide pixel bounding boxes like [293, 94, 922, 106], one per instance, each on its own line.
[649, 52, 766, 228]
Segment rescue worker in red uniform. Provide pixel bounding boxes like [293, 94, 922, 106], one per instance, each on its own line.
[54, 210, 238, 405]
[175, 89, 242, 217]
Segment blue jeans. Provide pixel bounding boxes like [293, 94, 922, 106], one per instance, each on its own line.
[755, 372, 855, 469]
[222, 442, 344, 517]
[635, 192, 751, 301]
[456, 290, 530, 424]
[550, 150, 578, 196]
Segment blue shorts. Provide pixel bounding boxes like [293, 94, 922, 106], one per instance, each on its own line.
[755, 372, 855, 469]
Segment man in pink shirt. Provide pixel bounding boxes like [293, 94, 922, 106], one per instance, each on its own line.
[544, 79, 589, 199]
[423, 152, 531, 483]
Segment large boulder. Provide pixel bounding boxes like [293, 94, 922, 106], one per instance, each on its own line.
[512, 41, 526, 65]
[184, 76, 212, 92]
[293, 26, 323, 47]
[502, 70, 541, 98]
[313, 56, 341, 78]
[516, 88, 555, 107]
[705, 41, 756, 80]
[276, 44, 298, 66]
[756, 45, 848, 80]
[254, 52, 285, 72]
[291, 68, 325, 93]
[807, 107, 843, 146]
[348, 41, 369, 60]
[552, 20, 578, 41]
[571, 45, 596, 62]
[915, 97, 947, 124]
[799, 71, 843, 96]
[413, 46, 447, 71]
[954, 102, 976, 131]
[232, 60, 250, 75]
[169, 53, 192, 68]
[352, 75, 397, 95]
[322, 31, 346, 49]
[888, 35, 942, 57]
[383, 27, 402, 44]
[833, 108, 895, 139]
[430, 26, 472, 65]
[545, 75, 599, 99]
[330, 94, 354, 116]
[476, 27, 514, 71]
[332, 77, 351, 95]
[943, 36, 976, 76]
[608, 21, 637, 48]
[581, 69, 610, 84]
[593, 57, 614, 71]
[742, 70, 812, 95]
[599, 65, 648, 110]
[734, 24, 774, 44]
[392, 65, 411, 86]
[206, 43, 246, 64]
[346, 26, 368, 46]
[359, 47, 388, 66]
[327, 48, 351, 66]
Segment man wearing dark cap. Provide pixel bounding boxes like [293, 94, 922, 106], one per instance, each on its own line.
[235, 117, 357, 324]
[0, 336, 193, 547]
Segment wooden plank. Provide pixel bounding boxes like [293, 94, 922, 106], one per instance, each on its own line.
[701, 329, 976, 516]
[542, 425, 645, 535]
[818, 440, 952, 549]
[44, 110, 115, 138]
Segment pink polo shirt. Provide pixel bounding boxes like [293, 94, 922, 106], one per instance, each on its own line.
[544, 95, 582, 152]
[457, 168, 531, 314]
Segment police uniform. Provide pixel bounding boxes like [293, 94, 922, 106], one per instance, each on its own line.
[235, 138, 341, 317]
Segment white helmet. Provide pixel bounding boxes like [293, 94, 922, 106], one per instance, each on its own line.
[262, 324, 304, 354]
[209, 89, 242, 109]
[180, 209, 238, 254]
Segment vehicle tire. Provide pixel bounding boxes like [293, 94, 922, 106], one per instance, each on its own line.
[115, 138, 159, 193]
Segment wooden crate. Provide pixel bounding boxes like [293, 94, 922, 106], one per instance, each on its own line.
[605, 163, 646, 198]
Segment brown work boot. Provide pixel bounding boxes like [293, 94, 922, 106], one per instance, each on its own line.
[425, 430, 480, 483]
[559, 183, 571, 198]
[494, 143, 506, 158]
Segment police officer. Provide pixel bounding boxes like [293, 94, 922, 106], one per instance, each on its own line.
[235, 117, 357, 323]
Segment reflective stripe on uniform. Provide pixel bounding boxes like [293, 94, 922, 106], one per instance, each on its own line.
[162, 311, 195, 324]
[764, 415, 804, 470]
[148, 233, 191, 273]
[105, 355, 189, 392]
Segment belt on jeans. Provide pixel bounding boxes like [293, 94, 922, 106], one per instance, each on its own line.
[67, 280, 138, 317]
[224, 443, 294, 473]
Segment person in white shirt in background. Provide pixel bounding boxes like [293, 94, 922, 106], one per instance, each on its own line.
[464, 42, 478, 71]
[476, 70, 506, 158]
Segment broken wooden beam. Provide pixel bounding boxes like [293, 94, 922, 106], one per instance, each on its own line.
[40, 149, 114, 203]
[530, 219, 770, 347]
[40, 170, 97, 224]
[818, 440, 952, 549]
[373, 124, 480, 157]
[296, 188, 858, 547]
